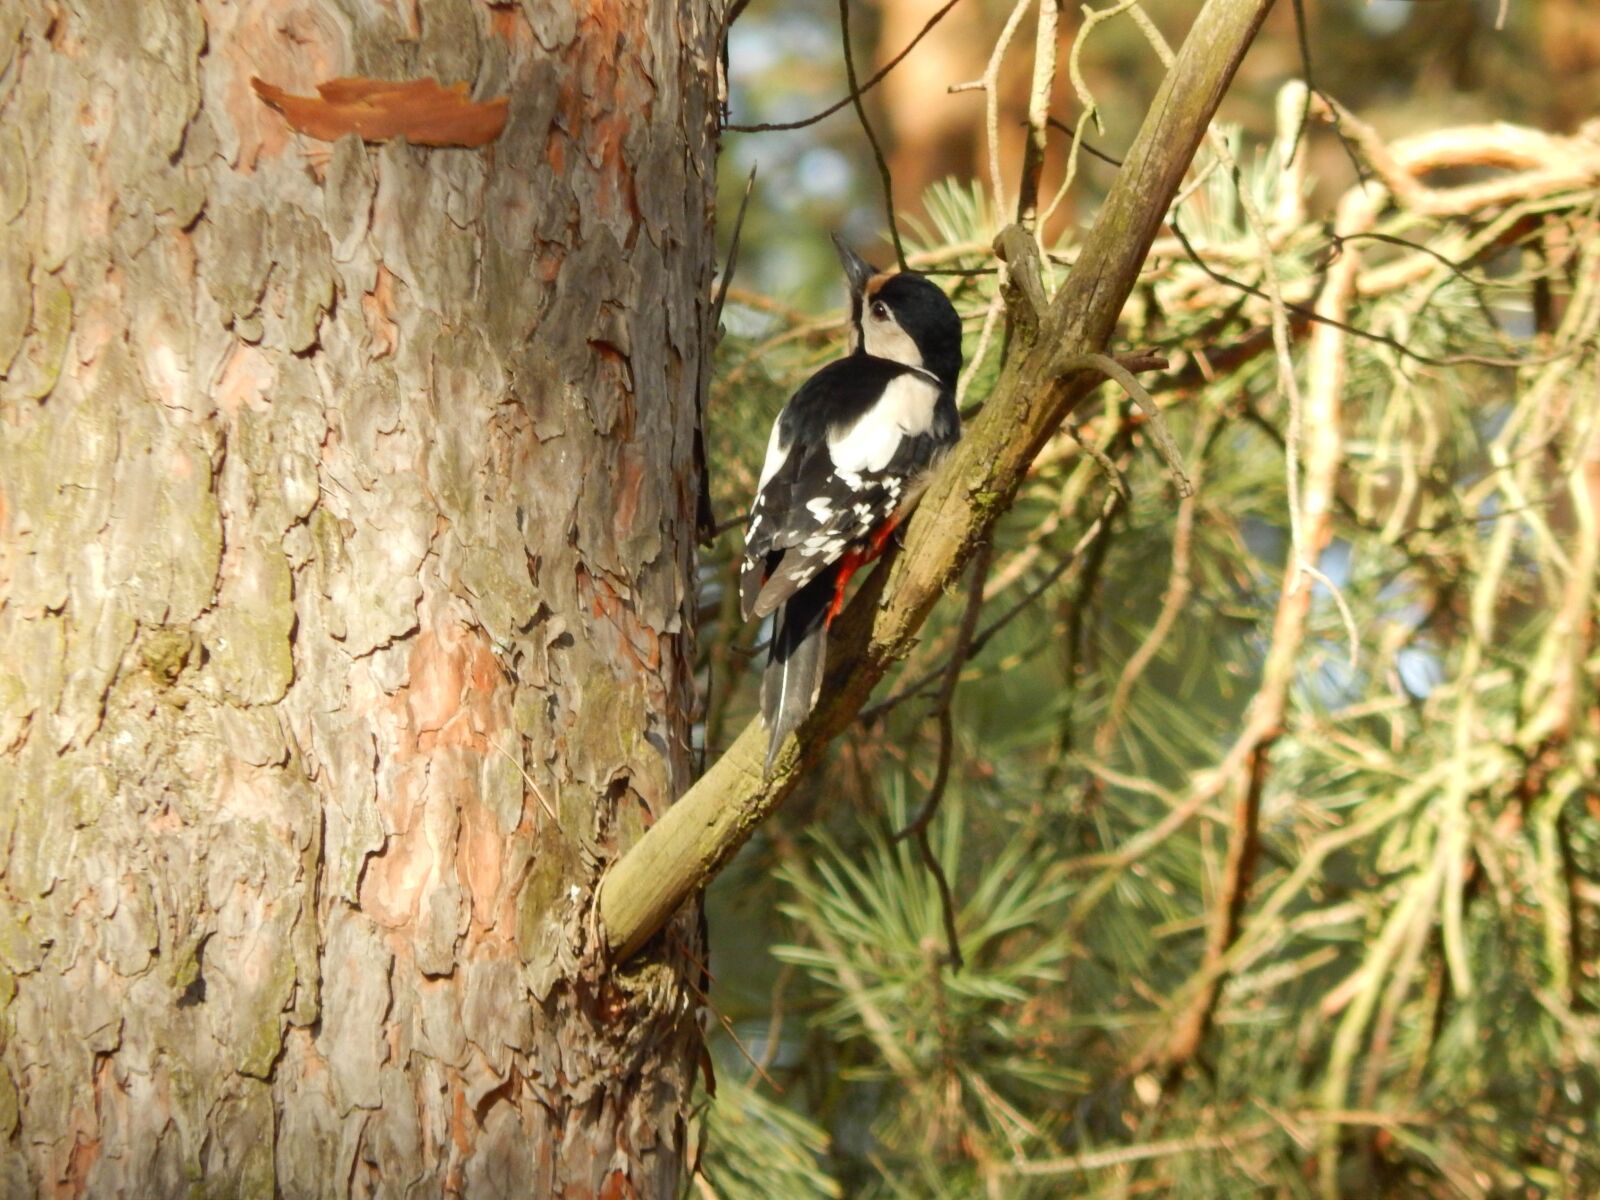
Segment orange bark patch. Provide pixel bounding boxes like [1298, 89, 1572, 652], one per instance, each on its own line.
[458, 798, 507, 929]
[393, 623, 504, 757]
[465, 636, 501, 695]
[599, 1166, 636, 1200]
[537, 245, 563, 283]
[611, 446, 644, 533]
[61, 1134, 102, 1200]
[363, 265, 400, 358]
[217, 2, 348, 171]
[172, 228, 198, 287]
[405, 629, 468, 742]
[543, 3, 649, 233]
[484, 1, 533, 48]
[588, 111, 636, 223]
[213, 342, 276, 416]
[450, 1080, 473, 1154]
[252, 76, 509, 148]
[360, 765, 435, 927]
[578, 566, 662, 676]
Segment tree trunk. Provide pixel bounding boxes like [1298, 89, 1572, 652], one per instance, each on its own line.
[0, 1, 717, 1196]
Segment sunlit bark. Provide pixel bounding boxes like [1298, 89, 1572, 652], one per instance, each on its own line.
[0, 1, 716, 1195]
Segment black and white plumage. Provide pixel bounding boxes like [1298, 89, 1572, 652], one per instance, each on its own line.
[741, 238, 963, 773]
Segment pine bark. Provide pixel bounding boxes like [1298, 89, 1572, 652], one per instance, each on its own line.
[0, 1, 717, 1196]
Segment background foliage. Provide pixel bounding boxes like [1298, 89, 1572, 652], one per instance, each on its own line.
[694, 3, 1600, 1196]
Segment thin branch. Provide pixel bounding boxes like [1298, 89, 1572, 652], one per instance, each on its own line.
[1068, 0, 1149, 136]
[1039, 110, 1097, 230]
[1067, 425, 1130, 501]
[1283, 0, 1366, 187]
[1152, 730, 1273, 1084]
[488, 738, 558, 824]
[1167, 216, 1577, 370]
[709, 164, 757, 338]
[915, 828, 964, 971]
[864, 484, 1124, 723]
[839, 0, 907, 268]
[1062, 352, 1191, 495]
[1046, 115, 1124, 167]
[897, 538, 994, 845]
[1017, 0, 1061, 236]
[1113, 126, 1363, 1084]
[973, 0, 1036, 221]
[669, 929, 785, 1095]
[697, 165, 757, 545]
[724, 0, 966, 133]
[1094, 407, 1223, 756]
[893, 540, 996, 975]
[1124, 1, 1315, 593]
[1008, 1123, 1276, 1176]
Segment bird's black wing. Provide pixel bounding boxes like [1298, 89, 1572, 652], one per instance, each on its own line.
[740, 356, 956, 622]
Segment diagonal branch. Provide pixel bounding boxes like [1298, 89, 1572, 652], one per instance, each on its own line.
[599, 0, 1279, 963]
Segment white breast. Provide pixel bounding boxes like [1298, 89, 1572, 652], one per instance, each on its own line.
[826, 373, 941, 474]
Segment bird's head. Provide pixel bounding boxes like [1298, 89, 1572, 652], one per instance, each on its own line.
[833, 236, 963, 388]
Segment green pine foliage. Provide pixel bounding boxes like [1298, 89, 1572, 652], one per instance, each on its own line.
[694, 120, 1600, 1197]
[698, 1070, 843, 1200]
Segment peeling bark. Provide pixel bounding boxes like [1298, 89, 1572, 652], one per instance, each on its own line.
[0, 1, 717, 1196]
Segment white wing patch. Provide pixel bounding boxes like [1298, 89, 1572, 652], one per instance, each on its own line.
[825, 372, 941, 474]
[756, 418, 790, 490]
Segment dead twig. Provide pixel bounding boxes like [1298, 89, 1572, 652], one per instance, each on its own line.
[725, 0, 966, 134]
[839, 0, 906, 268]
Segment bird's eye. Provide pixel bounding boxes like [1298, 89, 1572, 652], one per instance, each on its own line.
[870, 300, 889, 321]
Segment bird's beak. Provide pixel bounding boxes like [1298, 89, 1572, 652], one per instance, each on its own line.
[831, 234, 876, 297]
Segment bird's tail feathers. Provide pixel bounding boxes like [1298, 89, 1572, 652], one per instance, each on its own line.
[761, 569, 833, 775]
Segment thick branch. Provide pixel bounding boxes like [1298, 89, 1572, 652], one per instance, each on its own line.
[599, 0, 1277, 962]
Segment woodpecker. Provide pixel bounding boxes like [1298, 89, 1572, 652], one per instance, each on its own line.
[740, 237, 963, 773]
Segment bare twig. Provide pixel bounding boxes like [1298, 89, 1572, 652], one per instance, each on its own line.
[1151, 730, 1273, 1083]
[725, 0, 966, 133]
[969, 0, 1035, 220]
[864, 479, 1127, 724]
[489, 738, 558, 824]
[1094, 407, 1223, 756]
[672, 928, 786, 1095]
[1018, 0, 1061, 241]
[897, 538, 995, 844]
[698, 167, 757, 544]
[1046, 114, 1124, 166]
[839, 0, 907, 268]
[1167, 216, 1578, 370]
[914, 827, 965, 972]
[709, 165, 757, 339]
[893, 540, 996, 974]
[1062, 352, 1190, 494]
